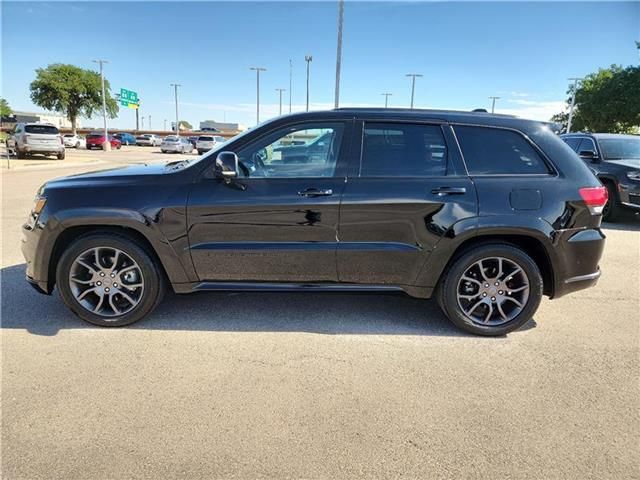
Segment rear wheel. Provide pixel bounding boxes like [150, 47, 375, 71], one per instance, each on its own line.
[16, 148, 26, 159]
[437, 244, 543, 336]
[57, 233, 165, 327]
[57, 151, 65, 160]
[602, 181, 620, 222]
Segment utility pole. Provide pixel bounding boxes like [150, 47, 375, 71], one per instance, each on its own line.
[276, 88, 286, 115]
[136, 107, 140, 131]
[170, 83, 181, 135]
[406, 73, 423, 109]
[489, 96, 500, 114]
[381, 92, 392, 108]
[141, 114, 144, 130]
[148, 115, 151, 130]
[289, 59, 293, 113]
[305, 55, 313, 111]
[92, 59, 110, 150]
[250, 67, 266, 124]
[334, 0, 345, 109]
[164, 119, 167, 131]
[567, 77, 582, 133]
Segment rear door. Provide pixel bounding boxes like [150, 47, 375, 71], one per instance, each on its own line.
[337, 120, 477, 286]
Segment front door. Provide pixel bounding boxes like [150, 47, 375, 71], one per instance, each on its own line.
[338, 120, 478, 286]
[187, 121, 351, 283]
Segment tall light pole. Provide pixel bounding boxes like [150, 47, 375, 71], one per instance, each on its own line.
[489, 96, 500, 114]
[381, 92, 392, 108]
[305, 55, 313, 111]
[141, 114, 144, 130]
[170, 83, 181, 135]
[276, 88, 286, 115]
[334, 0, 345, 109]
[164, 119, 167, 131]
[148, 115, 151, 130]
[289, 59, 293, 113]
[567, 77, 582, 133]
[250, 67, 266, 125]
[406, 73, 423, 109]
[92, 59, 110, 150]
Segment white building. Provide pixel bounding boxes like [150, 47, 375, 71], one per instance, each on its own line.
[9, 111, 78, 129]
[199, 120, 245, 132]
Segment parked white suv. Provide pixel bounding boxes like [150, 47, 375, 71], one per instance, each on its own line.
[135, 134, 162, 146]
[196, 135, 226, 154]
[8, 123, 65, 159]
[62, 133, 86, 149]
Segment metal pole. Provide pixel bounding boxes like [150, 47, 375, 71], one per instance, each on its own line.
[148, 115, 151, 130]
[250, 67, 266, 125]
[406, 73, 423, 109]
[381, 93, 392, 108]
[136, 107, 139, 131]
[170, 83, 181, 135]
[567, 77, 581, 133]
[164, 119, 167, 131]
[289, 59, 293, 113]
[276, 89, 286, 115]
[141, 114, 144, 130]
[489, 96, 500, 114]
[334, 0, 344, 109]
[305, 55, 313, 111]
[93, 59, 110, 150]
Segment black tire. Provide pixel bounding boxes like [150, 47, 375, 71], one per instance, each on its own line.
[16, 148, 26, 159]
[75, 141, 80, 148]
[437, 243, 543, 336]
[57, 151, 65, 160]
[602, 181, 620, 222]
[56, 233, 165, 327]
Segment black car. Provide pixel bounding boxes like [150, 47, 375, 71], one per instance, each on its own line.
[560, 133, 640, 221]
[22, 109, 607, 336]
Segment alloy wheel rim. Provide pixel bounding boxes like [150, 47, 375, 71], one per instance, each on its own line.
[456, 256, 530, 326]
[68, 247, 145, 318]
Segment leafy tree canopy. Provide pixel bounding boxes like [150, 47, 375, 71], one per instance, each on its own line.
[179, 120, 193, 130]
[0, 98, 12, 117]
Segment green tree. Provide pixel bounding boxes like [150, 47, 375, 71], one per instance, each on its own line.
[30, 64, 118, 134]
[178, 120, 193, 130]
[551, 64, 640, 133]
[0, 97, 12, 117]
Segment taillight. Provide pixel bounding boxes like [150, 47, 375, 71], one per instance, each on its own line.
[579, 186, 608, 215]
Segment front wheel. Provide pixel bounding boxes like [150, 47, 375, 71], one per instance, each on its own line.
[56, 233, 165, 327]
[437, 244, 543, 336]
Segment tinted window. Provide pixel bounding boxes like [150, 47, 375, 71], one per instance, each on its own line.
[577, 138, 597, 154]
[455, 126, 549, 175]
[198, 136, 214, 141]
[599, 137, 640, 160]
[563, 137, 581, 152]
[360, 123, 448, 177]
[236, 123, 344, 178]
[25, 125, 59, 135]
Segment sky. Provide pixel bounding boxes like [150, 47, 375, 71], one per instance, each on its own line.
[2, 1, 639, 130]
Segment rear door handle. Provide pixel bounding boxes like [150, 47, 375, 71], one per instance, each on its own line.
[431, 187, 467, 196]
[298, 188, 333, 197]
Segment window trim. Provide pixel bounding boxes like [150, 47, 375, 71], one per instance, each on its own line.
[577, 137, 597, 154]
[451, 123, 558, 177]
[357, 120, 452, 179]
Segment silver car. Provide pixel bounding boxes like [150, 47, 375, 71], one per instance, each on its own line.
[135, 134, 162, 146]
[160, 136, 193, 154]
[196, 135, 226, 155]
[8, 123, 65, 159]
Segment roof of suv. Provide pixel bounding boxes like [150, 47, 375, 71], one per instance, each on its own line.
[561, 133, 639, 140]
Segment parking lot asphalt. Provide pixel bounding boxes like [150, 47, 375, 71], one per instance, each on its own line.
[2, 149, 639, 479]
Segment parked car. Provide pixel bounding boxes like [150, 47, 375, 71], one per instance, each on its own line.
[62, 133, 86, 149]
[8, 122, 65, 159]
[22, 108, 607, 336]
[161, 135, 194, 153]
[113, 132, 137, 145]
[196, 135, 226, 154]
[561, 133, 640, 221]
[188, 136, 199, 148]
[85, 133, 122, 150]
[135, 134, 162, 146]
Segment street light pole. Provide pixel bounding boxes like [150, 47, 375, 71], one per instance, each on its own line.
[92, 59, 110, 150]
[289, 59, 293, 113]
[489, 96, 500, 114]
[164, 119, 167, 131]
[334, 0, 345, 109]
[305, 55, 313, 111]
[406, 73, 423, 109]
[170, 83, 181, 135]
[250, 67, 266, 124]
[381, 92, 392, 108]
[567, 77, 582, 133]
[276, 88, 286, 115]
[148, 115, 151, 130]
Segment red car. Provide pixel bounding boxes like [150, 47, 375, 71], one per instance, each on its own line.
[85, 133, 122, 150]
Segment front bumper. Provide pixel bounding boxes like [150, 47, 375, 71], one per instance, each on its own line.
[21, 217, 53, 295]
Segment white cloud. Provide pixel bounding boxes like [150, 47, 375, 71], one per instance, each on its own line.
[498, 99, 565, 121]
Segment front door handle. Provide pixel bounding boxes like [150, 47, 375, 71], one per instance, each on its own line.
[431, 186, 467, 196]
[298, 188, 333, 197]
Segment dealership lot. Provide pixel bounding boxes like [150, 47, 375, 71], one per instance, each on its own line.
[1, 152, 639, 478]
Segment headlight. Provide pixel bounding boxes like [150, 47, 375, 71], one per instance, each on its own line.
[626, 171, 640, 182]
[33, 196, 47, 215]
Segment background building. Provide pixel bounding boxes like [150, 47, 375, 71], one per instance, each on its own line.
[199, 120, 245, 132]
[1, 110, 77, 128]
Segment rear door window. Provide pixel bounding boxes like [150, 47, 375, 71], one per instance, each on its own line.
[454, 125, 550, 175]
[577, 138, 597, 154]
[360, 122, 448, 177]
[563, 137, 581, 152]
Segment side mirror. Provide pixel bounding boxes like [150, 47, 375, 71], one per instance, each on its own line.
[216, 151, 239, 182]
[579, 150, 599, 161]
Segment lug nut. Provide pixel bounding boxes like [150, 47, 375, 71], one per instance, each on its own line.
[105, 287, 110, 292]
[491, 296, 496, 301]
[498, 290, 503, 295]
[110, 273, 115, 278]
[494, 282, 499, 286]
[113, 283, 118, 287]
[100, 272, 105, 277]
[482, 292, 487, 297]
[484, 283, 490, 288]
[96, 281, 102, 286]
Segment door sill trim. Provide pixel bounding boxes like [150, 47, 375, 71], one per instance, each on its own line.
[191, 281, 405, 294]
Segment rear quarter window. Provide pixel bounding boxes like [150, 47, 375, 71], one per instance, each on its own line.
[454, 125, 551, 175]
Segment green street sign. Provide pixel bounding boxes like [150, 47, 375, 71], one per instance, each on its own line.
[120, 88, 139, 109]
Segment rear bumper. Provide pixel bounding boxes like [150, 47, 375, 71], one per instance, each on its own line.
[552, 228, 605, 298]
[22, 144, 64, 154]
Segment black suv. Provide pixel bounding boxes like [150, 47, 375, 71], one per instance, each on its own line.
[22, 109, 607, 336]
[560, 133, 640, 221]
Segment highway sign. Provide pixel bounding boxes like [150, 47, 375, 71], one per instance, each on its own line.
[120, 88, 139, 109]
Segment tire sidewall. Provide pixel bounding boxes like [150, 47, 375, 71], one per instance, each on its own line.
[56, 234, 164, 327]
[441, 245, 543, 336]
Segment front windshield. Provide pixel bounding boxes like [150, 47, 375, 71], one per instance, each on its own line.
[599, 138, 640, 161]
